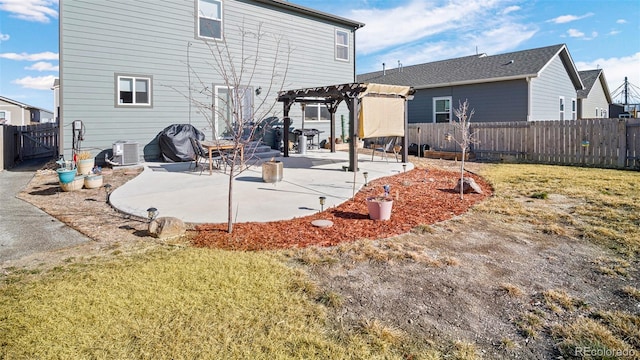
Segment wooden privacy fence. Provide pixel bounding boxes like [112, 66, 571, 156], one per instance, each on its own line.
[407, 118, 640, 169]
[0, 123, 59, 170]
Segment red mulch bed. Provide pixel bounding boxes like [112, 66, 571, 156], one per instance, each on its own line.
[192, 168, 492, 251]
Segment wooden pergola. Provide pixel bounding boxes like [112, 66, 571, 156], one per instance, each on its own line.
[277, 83, 414, 171]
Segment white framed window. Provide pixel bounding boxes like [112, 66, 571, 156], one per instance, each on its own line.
[115, 74, 152, 107]
[0, 111, 8, 124]
[335, 30, 349, 61]
[304, 103, 330, 121]
[559, 96, 565, 120]
[571, 98, 576, 120]
[433, 96, 452, 123]
[595, 108, 599, 117]
[198, 0, 222, 40]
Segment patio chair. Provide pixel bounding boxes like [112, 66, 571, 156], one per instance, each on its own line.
[189, 137, 222, 175]
[370, 137, 401, 162]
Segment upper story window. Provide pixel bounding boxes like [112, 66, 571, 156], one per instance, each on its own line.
[304, 104, 330, 121]
[198, 0, 222, 40]
[116, 75, 152, 107]
[433, 96, 451, 123]
[335, 30, 349, 61]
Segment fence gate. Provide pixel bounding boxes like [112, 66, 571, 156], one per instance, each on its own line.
[18, 123, 59, 161]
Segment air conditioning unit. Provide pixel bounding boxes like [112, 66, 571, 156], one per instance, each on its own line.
[112, 141, 139, 165]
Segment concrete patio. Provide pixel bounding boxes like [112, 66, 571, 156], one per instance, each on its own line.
[109, 149, 413, 224]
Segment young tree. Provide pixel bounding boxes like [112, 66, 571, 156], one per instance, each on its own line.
[188, 23, 291, 233]
[451, 99, 478, 199]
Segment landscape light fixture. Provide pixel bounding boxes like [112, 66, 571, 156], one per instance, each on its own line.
[402, 163, 407, 173]
[146, 207, 158, 222]
[103, 183, 112, 202]
[363, 171, 369, 186]
[319, 196, 326, 212]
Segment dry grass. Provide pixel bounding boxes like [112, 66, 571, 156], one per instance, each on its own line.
[621, 286, 640, 301]
[543, 289, 587, 313]
[553, 316, 637, 358]
[1, 247, 440, 359]
[499, 283, 524, 297]
[477, 164, 640, 257]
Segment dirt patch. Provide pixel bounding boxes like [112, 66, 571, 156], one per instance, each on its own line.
[10, 157, 639, 358]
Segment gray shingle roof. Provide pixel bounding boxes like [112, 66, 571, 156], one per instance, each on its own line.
[577, 69, 601, 98]
[358, 44, 583, 90]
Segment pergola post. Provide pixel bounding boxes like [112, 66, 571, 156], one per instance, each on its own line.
[282, 99, 293, 157]
[402, 97, 409, 163]
[327, 100, 341, 153]
[347, 95, 359, 172]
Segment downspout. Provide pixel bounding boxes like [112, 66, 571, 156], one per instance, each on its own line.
[526, 77, 531, 121]
[58, 0, 64, 157]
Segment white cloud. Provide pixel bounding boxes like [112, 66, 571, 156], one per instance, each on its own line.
[0, 0, 58, 23]
[608, 30, 621, 36]
[12, 75, 57, 90]
[547, 12, 594, 24]
[25, 61, 58, 71]
[0, 33, 9, 42]
[567, 29, 585, 38]
[616, 19, 627, 24]
[350, 0, 530, 55]
[575, 52, 640, 102]
[0, 51, 58, 61]
[501, 5, 520, 15]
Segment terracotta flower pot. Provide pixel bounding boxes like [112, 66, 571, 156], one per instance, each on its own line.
[366, 196, 393, 220]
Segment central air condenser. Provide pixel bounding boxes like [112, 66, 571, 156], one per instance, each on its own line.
[111, 141, 140, 166]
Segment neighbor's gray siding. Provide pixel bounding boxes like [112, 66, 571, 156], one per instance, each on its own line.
[529, 55, 578, 121]
[408, 80, 528, 123]
[579, 76, 610, 118]
[60, 0, 356, 160]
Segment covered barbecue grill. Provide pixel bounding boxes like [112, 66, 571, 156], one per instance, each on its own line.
[292, 128, 321, 153]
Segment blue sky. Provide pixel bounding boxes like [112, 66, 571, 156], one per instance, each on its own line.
[1, 0, 639, 111]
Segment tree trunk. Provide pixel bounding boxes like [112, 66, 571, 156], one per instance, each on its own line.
[459, 147, 466, 200]
[227, 159, 235, 233]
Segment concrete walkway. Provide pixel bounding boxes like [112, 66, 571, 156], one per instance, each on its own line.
[110, 150, 413, 224]
[0, 160, 92, 264]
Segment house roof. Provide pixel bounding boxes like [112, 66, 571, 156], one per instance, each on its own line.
[255, 0, 365, 29]
[578, 69, 612, 103]
[0, 95, 53, 113]
[357, 44, 584, 91]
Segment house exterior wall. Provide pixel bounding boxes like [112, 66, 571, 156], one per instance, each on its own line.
[579, 76, 610, 119]
[530, 55, 578, 121]
[408, 80, 528, 123]
[60, 0, 357, 160]
[0, 101, 29, 125]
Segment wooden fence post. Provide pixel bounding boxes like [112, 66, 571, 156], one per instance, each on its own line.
[617, 119, 627, 168]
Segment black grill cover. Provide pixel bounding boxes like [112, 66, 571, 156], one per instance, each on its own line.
[158, 124, 205, 162]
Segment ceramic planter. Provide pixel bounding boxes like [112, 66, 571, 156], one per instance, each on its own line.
[57, 168, 77, 184]
[84, 175, 104, 189]
[262, 160, 283, 183]
[76, 158, 95, 175]
[366, 196, 393, 220]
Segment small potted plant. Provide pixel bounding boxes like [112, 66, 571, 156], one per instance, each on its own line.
[75, 151, 95, 175]
[366, 185, 393, 220]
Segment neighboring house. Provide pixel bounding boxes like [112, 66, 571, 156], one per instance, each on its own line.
[577, 69, 612, 119]
[59, 0, 363, 161]
[51, 78, 60, 124]
[0, 96, 54, 126]
[357, 44, 584, 123]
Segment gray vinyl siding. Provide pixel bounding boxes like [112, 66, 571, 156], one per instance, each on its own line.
[529, 55, 578, 121]
[408, 80, 528, 123]
[579, 77, 609, 118]
[60, 0, 356, 160]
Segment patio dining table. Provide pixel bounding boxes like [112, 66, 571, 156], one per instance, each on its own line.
[201, 140, 244, 175]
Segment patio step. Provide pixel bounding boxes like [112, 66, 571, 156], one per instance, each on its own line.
[244, 141, 282, 162]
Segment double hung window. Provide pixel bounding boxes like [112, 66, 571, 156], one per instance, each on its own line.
[116, 75, 152, 107]
[433, 96, 451, 123]
[198, 0, 222, 40]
